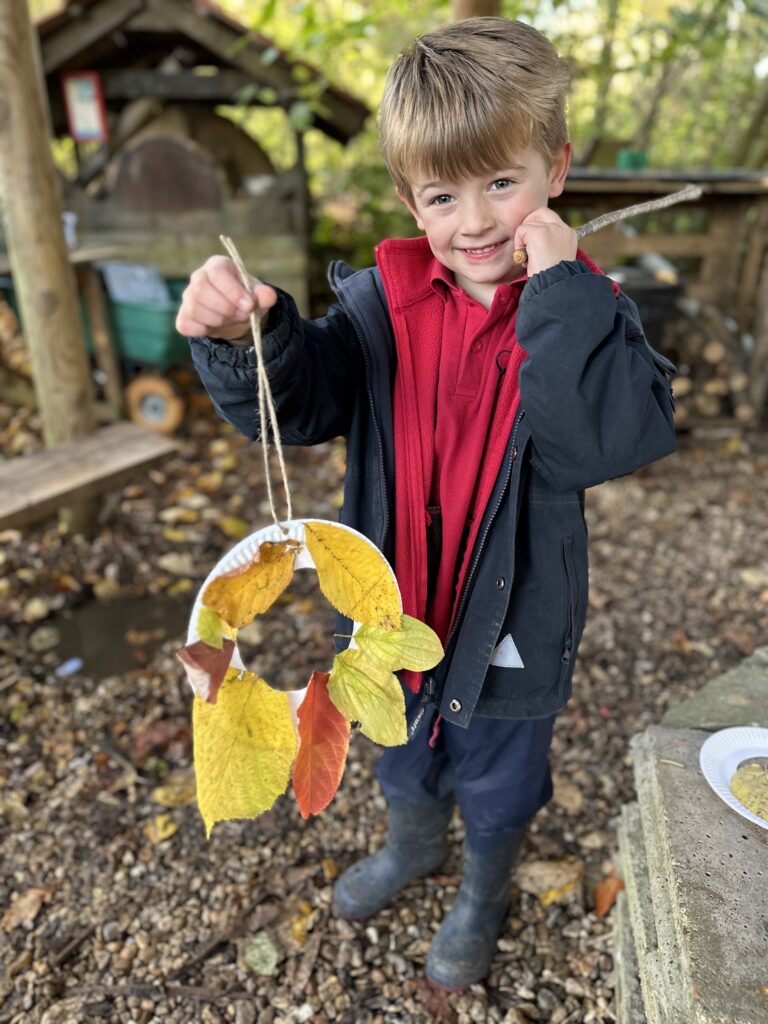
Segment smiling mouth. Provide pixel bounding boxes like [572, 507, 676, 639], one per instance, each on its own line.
[460, 241, 507, 256]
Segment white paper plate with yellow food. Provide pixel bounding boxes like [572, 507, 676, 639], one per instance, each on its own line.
[699, 726, 768, 830]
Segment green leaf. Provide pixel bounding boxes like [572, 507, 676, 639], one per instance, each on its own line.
[197, 605, 237, 650]
[355, 614, 443, 672]
[328, 649, 406, 747]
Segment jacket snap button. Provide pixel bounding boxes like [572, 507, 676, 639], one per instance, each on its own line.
[449, 698, 462, 713]
[496, 577, 505, 590]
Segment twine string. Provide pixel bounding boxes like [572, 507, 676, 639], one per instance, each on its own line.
[219, 235, 292, 529]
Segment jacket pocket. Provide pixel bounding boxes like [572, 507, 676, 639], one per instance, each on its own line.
[558, 533, 577, 689]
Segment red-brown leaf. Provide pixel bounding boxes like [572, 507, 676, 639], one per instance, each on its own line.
[593, 872, 625, 917]
[293, 671, 350, 819]
[176, 638, 235, 703]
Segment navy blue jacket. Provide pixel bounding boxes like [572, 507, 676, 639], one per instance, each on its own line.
[189, 258, 676, 728]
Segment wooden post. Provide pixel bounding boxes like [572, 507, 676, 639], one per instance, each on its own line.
[0, 0, 97, 452]
[454, 0, 500, 18]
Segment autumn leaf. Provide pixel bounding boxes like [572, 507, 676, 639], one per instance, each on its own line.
[293, 671, 350, 818]
[593, 872, 625, 917]
[143, 814, 178, 844]
[328, 648, 407, 747]
[515, 859, 584, 906]
[193, 669, 297, 837]
[0, 888, 51, 931]
[152, 772, 197, 808]
[203, 540, 300, 628]
[304, 521, 401, 629]
[197, 605, 237, 649]
[177, 638, 235, 703]
[355, 614, 443, 672]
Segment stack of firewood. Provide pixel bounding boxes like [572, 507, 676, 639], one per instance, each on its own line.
[661, 303, 755, 429]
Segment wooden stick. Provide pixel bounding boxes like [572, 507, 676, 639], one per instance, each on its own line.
[511, 183, 704, 266]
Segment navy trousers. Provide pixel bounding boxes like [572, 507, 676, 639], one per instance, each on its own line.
[375, 687, 556, 837]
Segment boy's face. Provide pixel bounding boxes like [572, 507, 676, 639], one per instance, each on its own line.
[399, 144, 571, 306]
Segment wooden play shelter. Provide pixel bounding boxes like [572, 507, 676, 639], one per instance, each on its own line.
[32, 0, 369, 312]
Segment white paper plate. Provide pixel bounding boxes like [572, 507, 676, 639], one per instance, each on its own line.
[699, 726, 768, 830]
[185, 519, 400, 724]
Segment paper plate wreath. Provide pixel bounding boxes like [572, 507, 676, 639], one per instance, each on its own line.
[178, 519, 443, 835]
[176, 237, 444, 836]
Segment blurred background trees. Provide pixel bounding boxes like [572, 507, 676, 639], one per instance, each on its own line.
[26, 0, 768, 265]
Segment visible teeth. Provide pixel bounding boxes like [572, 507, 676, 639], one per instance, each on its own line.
[464, 244, 498, 254]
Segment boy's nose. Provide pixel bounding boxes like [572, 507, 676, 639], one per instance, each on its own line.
[460, 198, 495, 237]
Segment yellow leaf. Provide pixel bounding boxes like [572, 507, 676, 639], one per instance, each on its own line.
[218, 515, 250, 540]
[163, 527, 189, 543]
[203, 540, 300, 628]
[328, 649, 407, 747]
[152, 773, 197, 807]
[355, 614, 443, 672]
[193, 669, 297, 836]
[167, 578, 194, 597]
[304, 521, 401, 629]
[197, 606, 237, 649]
[143, 814, 178, 844]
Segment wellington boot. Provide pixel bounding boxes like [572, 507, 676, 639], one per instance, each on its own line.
[426, 827, 524, 990]
[332, 796, 454, 920]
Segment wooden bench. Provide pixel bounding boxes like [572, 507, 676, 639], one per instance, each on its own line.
[0, 421, 177, 530]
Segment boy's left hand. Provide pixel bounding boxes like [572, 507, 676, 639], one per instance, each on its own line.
[514, 208, 578, 278]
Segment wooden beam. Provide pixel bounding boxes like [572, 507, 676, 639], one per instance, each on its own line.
[145, 0, 366, 143]
[0, 422, 177, 531]
[0, 0, 97, 448]
[101, 68, 254, 103]
[40, 0, 145, 73]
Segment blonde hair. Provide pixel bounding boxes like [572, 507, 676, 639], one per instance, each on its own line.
[379, 18, 570, 198]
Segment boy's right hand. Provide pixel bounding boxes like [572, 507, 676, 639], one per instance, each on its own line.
[175, 256, 278, 344]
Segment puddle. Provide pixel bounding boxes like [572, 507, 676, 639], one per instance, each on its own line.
[51, 595, 191, 677]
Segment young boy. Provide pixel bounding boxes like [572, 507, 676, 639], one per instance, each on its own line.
[176, 18, 676, 991]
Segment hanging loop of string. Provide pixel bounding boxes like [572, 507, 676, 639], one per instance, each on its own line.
[220, 235, 293, 530]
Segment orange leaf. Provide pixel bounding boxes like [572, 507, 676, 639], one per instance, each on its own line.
[593, 872, 625, 918]
[294, 671, 350, 819]
[177, 639, 235, 703]
[203, 540, 300, 628]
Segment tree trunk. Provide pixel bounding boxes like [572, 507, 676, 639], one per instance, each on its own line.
[453, 0, 499, 19]
[577, 0, 621, 166]
[0, 0, 96, 449]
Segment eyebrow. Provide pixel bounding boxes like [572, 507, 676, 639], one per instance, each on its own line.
[414, 167, 527, 197]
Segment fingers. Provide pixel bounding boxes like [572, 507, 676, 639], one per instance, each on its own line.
[175, 256, 277, 337]
[513, 208, 577, 277]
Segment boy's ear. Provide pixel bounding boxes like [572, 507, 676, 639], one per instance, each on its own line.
[397, 188, 425, 232]
[547, 143, 572, 199]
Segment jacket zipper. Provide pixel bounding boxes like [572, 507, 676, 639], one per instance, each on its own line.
[559, 535, 576, 684]
[442, 407, 526, 659]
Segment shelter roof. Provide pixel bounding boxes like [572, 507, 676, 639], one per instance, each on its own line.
[37, 0, 369, 144]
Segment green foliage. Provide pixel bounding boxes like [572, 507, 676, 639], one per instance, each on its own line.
[217, 0, 767, 267]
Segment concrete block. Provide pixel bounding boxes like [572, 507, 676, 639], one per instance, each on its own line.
[618, 802, 693, 1024]
[613, 885, 648, 1024]
[631, 726, 768, 1024]
[663, 647, 768, 730]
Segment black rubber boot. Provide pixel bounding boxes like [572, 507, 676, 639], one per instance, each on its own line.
[426, 827, 524, 990]
[332, 796, 454, 920]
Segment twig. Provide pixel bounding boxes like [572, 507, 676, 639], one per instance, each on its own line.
[50, 896, 135, 968]
[511, 183, 704, 265]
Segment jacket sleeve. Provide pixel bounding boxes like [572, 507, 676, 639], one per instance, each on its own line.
[516, 260, 677, 492]
[187, 287, 359, 445]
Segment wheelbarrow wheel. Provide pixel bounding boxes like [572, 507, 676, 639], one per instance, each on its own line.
[125, 375, 185, 435]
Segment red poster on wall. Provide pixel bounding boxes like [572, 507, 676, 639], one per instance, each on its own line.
[61, 71, 109, 143]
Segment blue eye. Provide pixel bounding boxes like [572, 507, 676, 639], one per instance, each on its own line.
[491, 178, 515, 190]
[429, 194, 453, 206]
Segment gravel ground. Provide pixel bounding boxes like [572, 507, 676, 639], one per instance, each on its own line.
[1, 392, 767, 1024]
